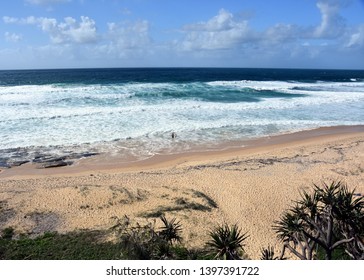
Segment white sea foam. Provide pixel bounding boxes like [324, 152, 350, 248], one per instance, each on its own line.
[0, 80, 363, 159]
[206, 80, 364, 93]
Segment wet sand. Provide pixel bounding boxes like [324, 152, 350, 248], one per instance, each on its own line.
[1, 125, 364, 259]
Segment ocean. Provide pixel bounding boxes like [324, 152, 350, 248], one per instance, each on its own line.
[1, 68, 364, 167]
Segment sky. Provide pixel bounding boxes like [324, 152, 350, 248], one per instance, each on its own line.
[0, 0, 364, 70]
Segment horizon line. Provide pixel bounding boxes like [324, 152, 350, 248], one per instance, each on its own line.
[1, 66, 364, 72]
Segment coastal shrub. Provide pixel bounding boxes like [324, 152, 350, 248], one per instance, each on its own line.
[1, 227, 14, 240]
[260, 246, 286, 260]
[111, 215, 187, 260]
[206, 224, 248, 260]
[0, 230, 124, 260]
[158, 215, 183, 244]
[273, 181, 364, 260]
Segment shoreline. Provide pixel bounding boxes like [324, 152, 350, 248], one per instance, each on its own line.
[1, 124, 364, 179]
[1, 125, 364, 259]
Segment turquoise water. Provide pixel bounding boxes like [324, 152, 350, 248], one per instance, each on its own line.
[1, 68, 364, 166]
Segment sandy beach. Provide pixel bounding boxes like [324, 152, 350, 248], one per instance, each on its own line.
[1, 126, 364, 259]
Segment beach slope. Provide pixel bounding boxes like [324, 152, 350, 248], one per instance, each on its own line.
[1, 128, 364, 259]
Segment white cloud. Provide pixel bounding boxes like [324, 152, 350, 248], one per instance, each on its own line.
[264, 23, 301, 44]
[3, 16, 98, 44]
[177, 3, 359, 59]
[3, 16, 19, 24]
[314, 0, 346, 38]
[181, 9, 252, 51]
[25, 0, 70, 5]
[346, 24, 364, 47]
[57, 16, 98, 44]
[106, 20, 151, 51]
[3, 16, 40, 25]
[4, 32, 22, 43]
[184, 9, 239, 32]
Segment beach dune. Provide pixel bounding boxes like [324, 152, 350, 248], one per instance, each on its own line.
[1, 126, 364, 259]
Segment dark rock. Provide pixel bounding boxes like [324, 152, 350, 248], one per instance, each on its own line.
[32, 155, 54, 163]
[80, 152, 98, 158]
[66, 152, 98, 160]
[0, 161, 10, 168]
[11, 160, 30, 167]
[33, 155, 69, 164]
[44, 157, 67, 162]
[1, 146, 98, 169]
[37, 160, 72, 169]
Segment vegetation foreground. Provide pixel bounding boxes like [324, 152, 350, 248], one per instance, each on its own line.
[0, 181, 363, 260]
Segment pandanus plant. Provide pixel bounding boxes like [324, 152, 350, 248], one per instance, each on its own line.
[274, 181, 364, 260]
[206, 224, 248, 260]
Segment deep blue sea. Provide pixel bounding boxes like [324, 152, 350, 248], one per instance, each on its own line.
[1, 68, 364, 167]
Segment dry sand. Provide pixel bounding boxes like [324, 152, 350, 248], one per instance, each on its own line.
[1, 126, 364, 259]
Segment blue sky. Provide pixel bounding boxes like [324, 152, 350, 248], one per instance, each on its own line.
[1, 0, 364, 69]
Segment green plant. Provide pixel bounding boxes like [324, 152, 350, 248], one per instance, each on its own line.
[206, 224, 248, 260]
[111, 215, 185, 260]
[274, 181, 364, 260]
[158, 215, 182, 244]
[260, 246, 285, 260]
[0, 230, 124, 260]
[1, 227, 15, 240]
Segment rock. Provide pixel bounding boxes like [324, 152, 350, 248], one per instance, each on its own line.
[63, 152, 98, 160]
[37, 160, 71, 169]
[32, 155, 55, 163]
[0, 161, 10, 168]
[1, 147, 98, 169]
[11, 160, 30, 167]
[76, 152, 98, 158]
